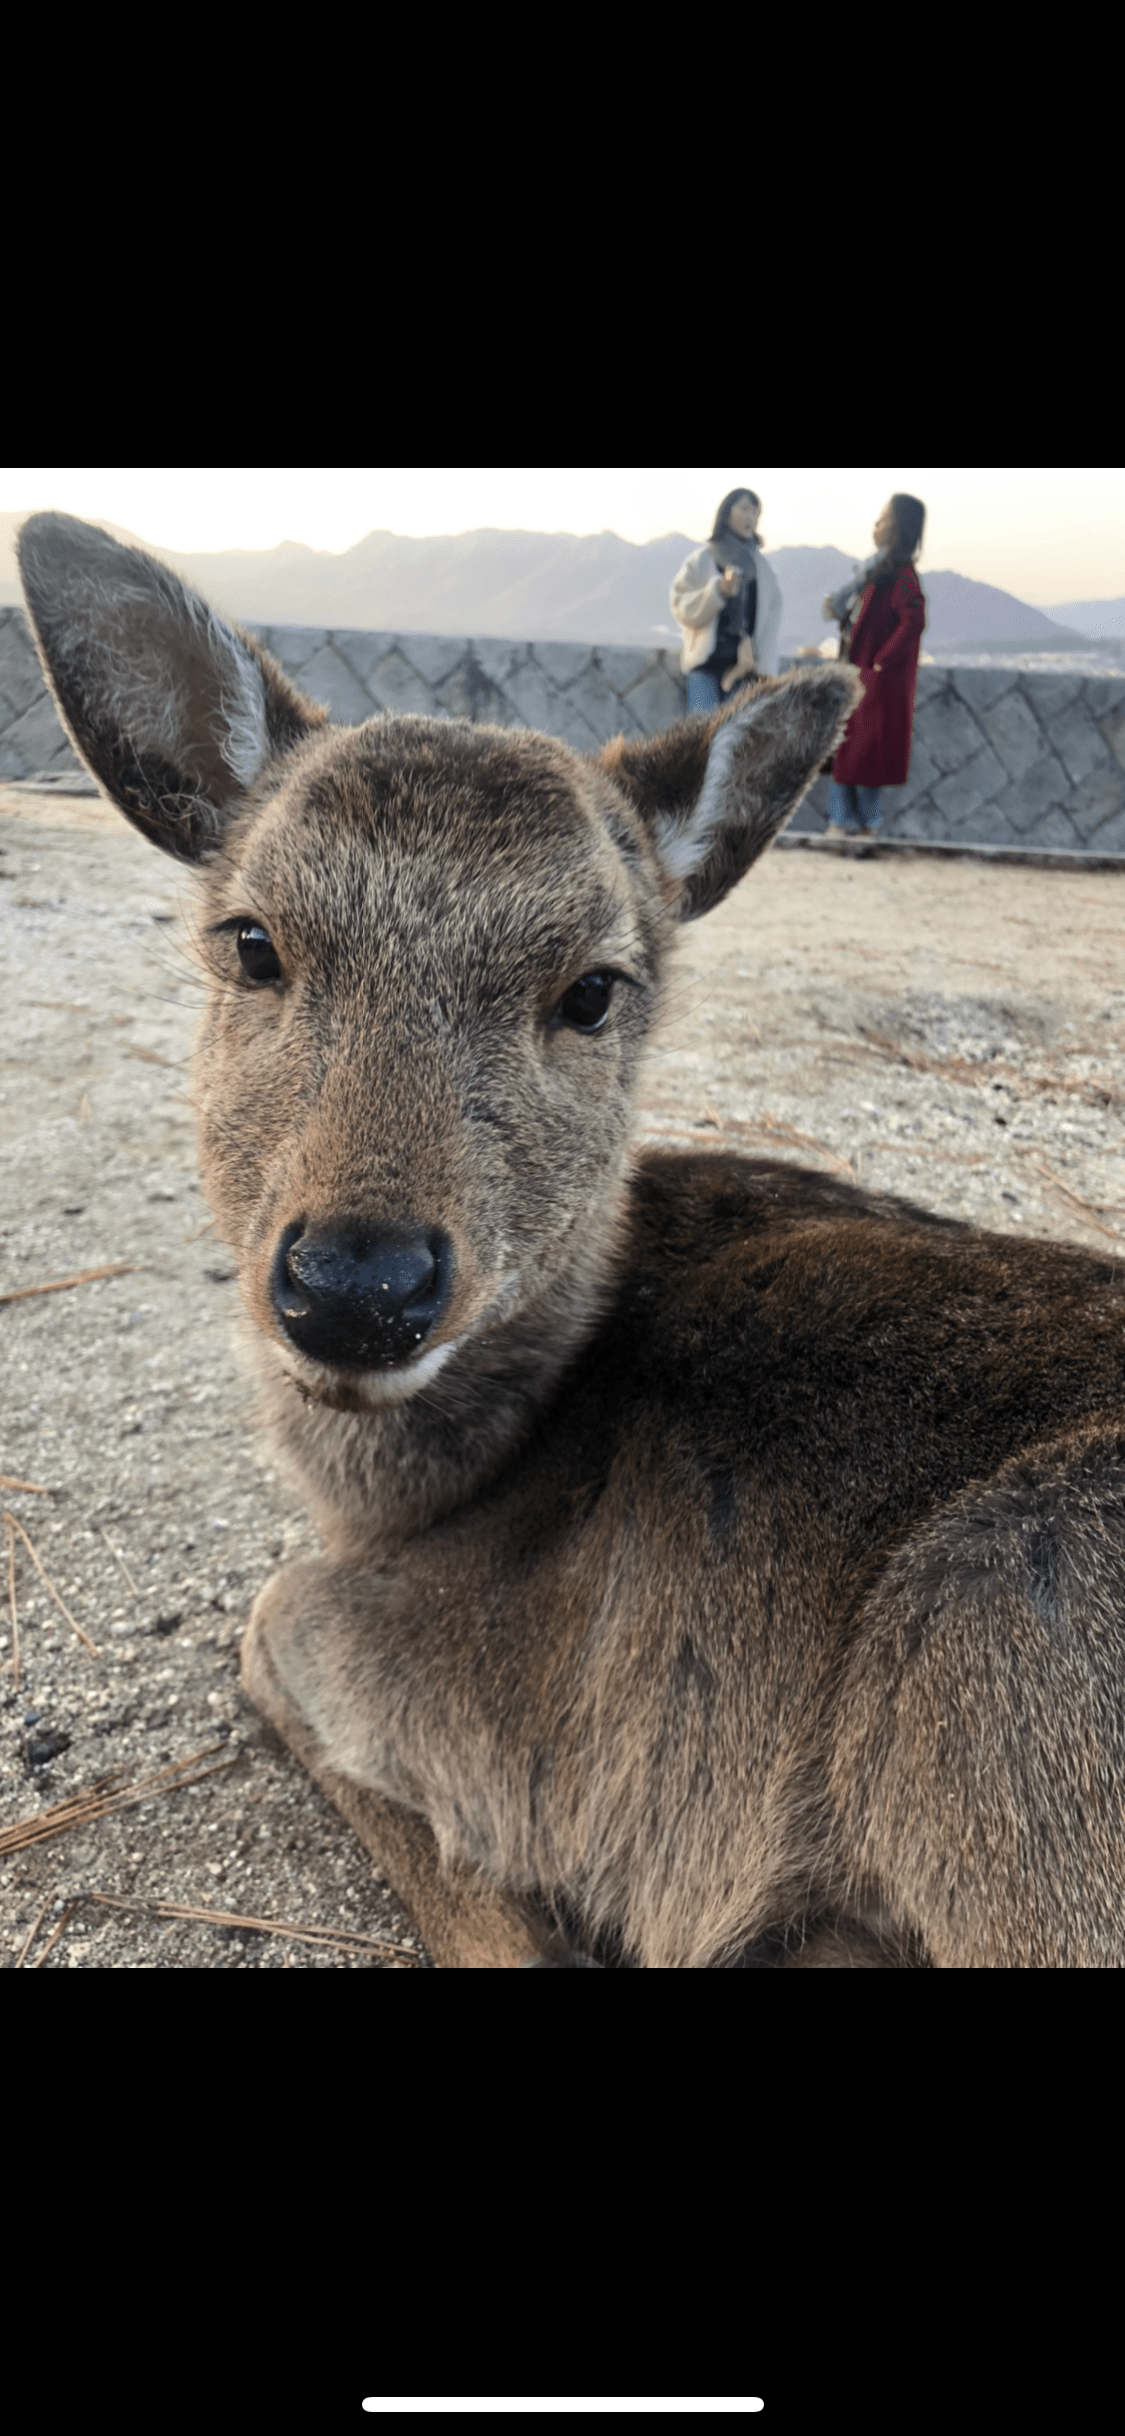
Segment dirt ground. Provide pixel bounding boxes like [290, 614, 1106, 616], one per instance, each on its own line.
[4, 782, 1125, 1968]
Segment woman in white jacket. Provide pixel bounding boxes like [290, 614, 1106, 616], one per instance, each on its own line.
[670, 488, 783, 711]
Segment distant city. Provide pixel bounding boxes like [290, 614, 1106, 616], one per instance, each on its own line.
[1, 514, 1122, 661]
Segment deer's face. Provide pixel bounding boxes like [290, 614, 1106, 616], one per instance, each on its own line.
[193, 720, 669, 1404]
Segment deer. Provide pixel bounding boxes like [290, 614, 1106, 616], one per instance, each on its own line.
[18, 509, 1125, 1967]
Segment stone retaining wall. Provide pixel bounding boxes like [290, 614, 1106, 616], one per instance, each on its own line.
[3, 606, 1124, 854]
[799, 663, 1125, 853]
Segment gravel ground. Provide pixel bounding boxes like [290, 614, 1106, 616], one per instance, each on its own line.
[4, 783, 1125, 1969]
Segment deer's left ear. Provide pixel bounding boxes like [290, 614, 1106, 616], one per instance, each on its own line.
[599, 664, 862, 921]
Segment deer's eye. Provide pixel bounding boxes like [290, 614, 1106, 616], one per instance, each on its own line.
[556, 971, 613, 1032]
[237, 922, 281, 983]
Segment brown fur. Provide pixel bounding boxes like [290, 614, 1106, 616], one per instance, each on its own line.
[20, 510, 1125, 1967]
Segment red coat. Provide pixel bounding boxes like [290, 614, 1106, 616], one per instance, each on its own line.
[832, 563, 926, 787]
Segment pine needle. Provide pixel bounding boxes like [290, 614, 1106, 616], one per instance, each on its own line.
[0, 1745, 238, 1859]
[2, 1510, 101, 1657]
[14, 1893, 55, 1969]
[31, 1900, 80, 1968]
[1030, 1158, 1124, 1242]
[82, 1890, 422, 1964]
[95, 1524, 142, 1601]
[5, 1512, 18, 1691]
[0, 1261, 136, 1308]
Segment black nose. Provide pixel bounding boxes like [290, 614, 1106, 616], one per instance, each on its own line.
[271, 1221, 453, 1370]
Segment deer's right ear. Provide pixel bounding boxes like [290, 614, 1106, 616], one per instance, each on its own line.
[16, 512, 328, 864]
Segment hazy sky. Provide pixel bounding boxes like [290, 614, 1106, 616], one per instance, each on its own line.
[2, 468, 1122, 604]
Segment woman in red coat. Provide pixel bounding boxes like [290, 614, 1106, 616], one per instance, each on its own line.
[822, 494, 927, 837]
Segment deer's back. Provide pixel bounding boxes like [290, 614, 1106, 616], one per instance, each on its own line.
[498, 1150, 1125, 1633]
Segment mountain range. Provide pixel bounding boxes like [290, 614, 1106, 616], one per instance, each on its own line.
[0, 512, 1116, 654]
[1042, 596, 1125, 639]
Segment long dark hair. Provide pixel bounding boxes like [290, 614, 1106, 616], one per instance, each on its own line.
[873, 493, 926, 585]
[708, 487, 762, 550]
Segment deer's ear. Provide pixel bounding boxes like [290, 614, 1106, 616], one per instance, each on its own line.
[599, 664, 862, 920]
[17, 511, 328, 864]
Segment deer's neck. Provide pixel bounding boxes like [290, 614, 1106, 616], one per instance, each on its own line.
[253, 1208, 630, 1558]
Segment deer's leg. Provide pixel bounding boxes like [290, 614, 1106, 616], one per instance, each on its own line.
[241, 1576, 569, 1969]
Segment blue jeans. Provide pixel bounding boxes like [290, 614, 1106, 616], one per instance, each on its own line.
[827, 781, 882, 833]
[687, 666, 752, 714]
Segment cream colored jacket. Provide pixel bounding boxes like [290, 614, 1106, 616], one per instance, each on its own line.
[669, 542, 783, 677]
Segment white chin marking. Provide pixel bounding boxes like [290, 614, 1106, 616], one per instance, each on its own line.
[283, 1335, 461, 1409]
[373, 1338, 460, 1401]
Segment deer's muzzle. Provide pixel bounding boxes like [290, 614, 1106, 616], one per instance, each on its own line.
[271, 1220, 454, 1371]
